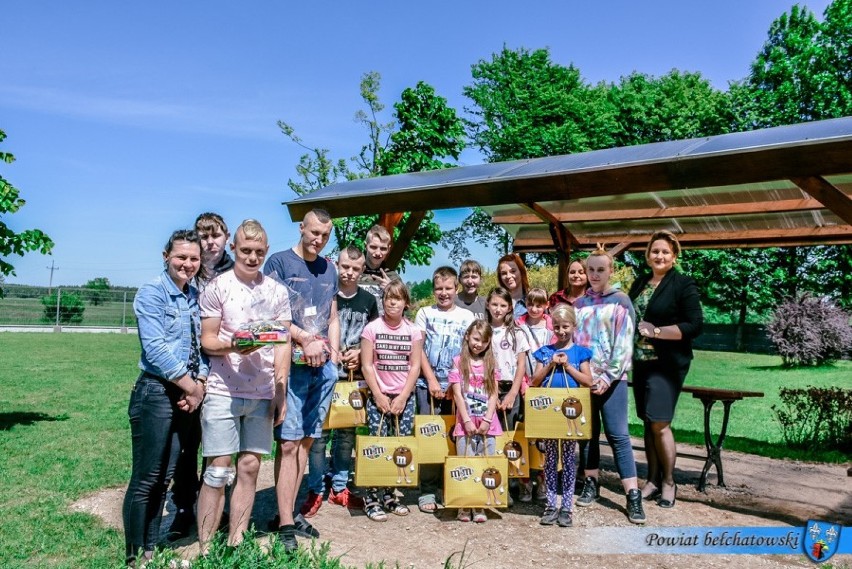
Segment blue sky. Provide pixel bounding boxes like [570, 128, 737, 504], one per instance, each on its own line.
[1, 0, 832, 288]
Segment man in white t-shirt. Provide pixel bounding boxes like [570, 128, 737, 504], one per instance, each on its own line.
[196, 219, 292, 554]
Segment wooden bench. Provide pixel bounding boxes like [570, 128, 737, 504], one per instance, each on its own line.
[680, 385, 764, 492]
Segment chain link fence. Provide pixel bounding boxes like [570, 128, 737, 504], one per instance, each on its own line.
[0, 284, 137, 330]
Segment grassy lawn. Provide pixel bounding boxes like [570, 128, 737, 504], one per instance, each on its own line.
[627, 350, 851, 463]
[0, 334, 847, 567]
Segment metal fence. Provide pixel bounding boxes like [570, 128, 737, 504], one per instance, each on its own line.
[0, 284, 137, 330]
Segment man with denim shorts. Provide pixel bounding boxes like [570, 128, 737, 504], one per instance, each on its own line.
[196, 219, 292, 555]
[263, 208, 339, 551]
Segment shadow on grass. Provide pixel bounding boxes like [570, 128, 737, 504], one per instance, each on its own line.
[0, 411, 69, 430]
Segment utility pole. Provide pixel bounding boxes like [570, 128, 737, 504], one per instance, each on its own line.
[46, 260, 59, 294]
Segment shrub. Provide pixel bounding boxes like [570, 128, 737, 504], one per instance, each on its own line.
[772, 386, 852, 453]
[40, 291, 85, 324]
[766, 295, 852, 366]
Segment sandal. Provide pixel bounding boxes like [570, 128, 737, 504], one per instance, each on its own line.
[364, 495, 387, 522]
[418, 493, 438, 513]
[383, 493, 410, 516]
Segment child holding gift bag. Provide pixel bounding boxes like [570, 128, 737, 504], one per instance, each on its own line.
[529, 304, 593, 527]
[449, 320, 502, 523]
[360, 280, 423, 522]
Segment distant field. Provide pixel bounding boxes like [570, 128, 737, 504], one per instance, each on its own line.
[0, 296, 137, 327]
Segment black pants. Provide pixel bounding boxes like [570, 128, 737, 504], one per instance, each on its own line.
[169, 408, 201, 512]
[122, 374, 185, 564]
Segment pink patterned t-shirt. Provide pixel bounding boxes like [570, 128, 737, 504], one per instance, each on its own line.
[199, 270, 291, 399]
[361, 317, 422, 395]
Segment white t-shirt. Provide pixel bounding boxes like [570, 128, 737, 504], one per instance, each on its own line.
[414, 305, 475, 388]
[491, 325, 530, 386]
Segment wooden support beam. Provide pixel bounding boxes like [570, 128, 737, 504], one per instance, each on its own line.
[608, 241, 633, 258]
[384, 211, 427, 271]
[521, 202, 578, 290]
[492, 198, 826, 225]
[378, 212, 405, 234]
[791, 176, 852, 225]
[512, 225, 852, 250]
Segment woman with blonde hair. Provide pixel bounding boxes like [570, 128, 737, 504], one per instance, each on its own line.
[573, 246, 645, 524]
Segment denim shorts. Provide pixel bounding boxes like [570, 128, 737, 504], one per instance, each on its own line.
[201, 393, 272, 457]
[274, 360, 337, 441]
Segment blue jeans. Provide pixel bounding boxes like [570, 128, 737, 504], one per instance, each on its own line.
[122, 374, 185, 564]
[579, 379, 637, 480]
[301, 428, 357, 498]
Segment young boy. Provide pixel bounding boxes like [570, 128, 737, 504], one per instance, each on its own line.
[298, 246, 378, 517]
[195, 212, 234, 286]
[454, 259, 487, 320]
[358, 225, 400, 313]
[516, 287, 554, 503]
[414, 266, 475, 512]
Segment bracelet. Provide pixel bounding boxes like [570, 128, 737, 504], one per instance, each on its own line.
[481, 417, 492, 423]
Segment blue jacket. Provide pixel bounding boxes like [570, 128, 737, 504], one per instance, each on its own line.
[135, 270, 209, 381]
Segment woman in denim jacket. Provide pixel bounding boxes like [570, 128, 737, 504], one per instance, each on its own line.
[123, 229, 209, 567]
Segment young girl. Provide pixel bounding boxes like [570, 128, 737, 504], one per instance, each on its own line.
[360, 280, 423, 522]
[485, 288, 530, 432]
[517, 287, 555, 502]
[530, 303, 593, 528]
[449, 320, 502, 523]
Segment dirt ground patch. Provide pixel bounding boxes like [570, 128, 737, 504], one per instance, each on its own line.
[73, 440, 851, 568]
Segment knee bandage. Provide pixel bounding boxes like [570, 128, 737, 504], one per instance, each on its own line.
[203, 466, 235, 488]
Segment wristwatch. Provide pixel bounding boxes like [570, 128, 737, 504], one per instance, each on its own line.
[653, 327, 661, 338]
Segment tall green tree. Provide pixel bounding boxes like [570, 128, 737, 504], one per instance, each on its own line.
[0, 129, 53, 285]
[464, 46, 617, 162]
[608, 70, 732, 146]
[281, 73, 465, 270]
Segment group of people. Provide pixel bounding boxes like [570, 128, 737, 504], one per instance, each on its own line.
[121, 207, 703, 566]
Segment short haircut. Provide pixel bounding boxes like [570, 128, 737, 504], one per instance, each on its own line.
[384, 279, 411, 307]
[645, 230, 682, 259]
[459, 259, 482, 276]
[550, 303, 577, 327]
[235, 219, 267, 243]
[306, 208, 332, 224]
[526, 287, 549, 306]
[340, 245, 365, 261]
[432, 266, 458, 286]
[195, 212, 229, 236]
[366, 224, 392, 244]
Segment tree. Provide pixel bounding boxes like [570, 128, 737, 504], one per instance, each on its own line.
[280, 73, 465, 270]
[41, 290, 85, 325]
[464, 46, 617, 162]
[1, 129, 53, 285]
[84, 277, 111, 306]
[608, 70, 732, 146]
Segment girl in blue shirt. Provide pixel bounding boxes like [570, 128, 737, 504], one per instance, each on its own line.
[529, 303, 592, 528]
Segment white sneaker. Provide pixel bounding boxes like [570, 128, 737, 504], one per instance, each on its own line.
[456, 508, 471, 522]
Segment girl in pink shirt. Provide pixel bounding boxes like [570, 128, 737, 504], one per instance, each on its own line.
[360, 280, 423, 522]
[449, 319, 502, 523]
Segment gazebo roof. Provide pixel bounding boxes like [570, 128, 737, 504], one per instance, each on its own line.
[286, 117, 852, 254]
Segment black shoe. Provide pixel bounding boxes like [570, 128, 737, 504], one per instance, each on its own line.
[539, 507, 558, 526]
[557, 507, 573, 527]
[657, 484, 677, 509]
[267, 514, 280, 532]
[575, 477, 599, 507]
[277, 524, 298, 553]
[293, 513, 320, 538]
[626, 489, 646, 524]
[166, 509, 194, 541]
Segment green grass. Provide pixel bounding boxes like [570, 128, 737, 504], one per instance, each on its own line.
[627, 350, 852, 463]
[0, 334, 848, 567]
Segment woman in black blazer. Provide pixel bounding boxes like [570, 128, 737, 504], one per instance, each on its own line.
[628, 230, 703, 509]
